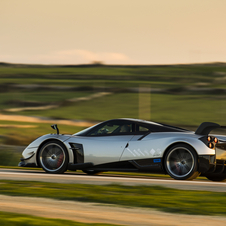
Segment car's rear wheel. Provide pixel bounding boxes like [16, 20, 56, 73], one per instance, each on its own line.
[82, 170, 103, 175]
[164, 144, 200, 180]
[205, 174, 226, 182]
[38, 140, 68, 174]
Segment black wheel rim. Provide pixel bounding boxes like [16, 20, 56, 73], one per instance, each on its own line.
[166, 147, 194, 178]
[40, 143, 65, 172]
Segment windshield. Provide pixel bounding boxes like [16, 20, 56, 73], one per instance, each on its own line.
[73, 122, 101, 136]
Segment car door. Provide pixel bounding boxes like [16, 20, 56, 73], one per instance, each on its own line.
[78, 120, 135, 165]
[120, 123, 163, 161]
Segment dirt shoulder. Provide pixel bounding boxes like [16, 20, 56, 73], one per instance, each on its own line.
[0, 114, 95, 127]
[0, 195, 226, 226]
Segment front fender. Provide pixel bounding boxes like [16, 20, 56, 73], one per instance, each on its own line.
[21, 134, 74, 166]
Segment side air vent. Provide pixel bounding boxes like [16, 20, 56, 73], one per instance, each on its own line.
[69, 143, 84, 164]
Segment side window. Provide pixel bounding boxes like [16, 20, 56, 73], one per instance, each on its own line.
[118, 124, 132, 133]
[139, 126, 150, 132]
[135, 124, 150, 133]
[88, 121, 134, 136]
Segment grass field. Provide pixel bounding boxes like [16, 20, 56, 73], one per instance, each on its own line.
[0, 180, 226, 216]
[6, 93, 226, 127]
[0, 121, 83, 145]
[0, 91, 93, 109]
[2, 91, 226, 147]
[0, 211, 118, 226]
[0, 63, 226, 86]
[1, 63, 226, 126]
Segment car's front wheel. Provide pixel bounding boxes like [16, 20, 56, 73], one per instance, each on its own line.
[38, 140, 68, 174]
[164, 144, 200, 180]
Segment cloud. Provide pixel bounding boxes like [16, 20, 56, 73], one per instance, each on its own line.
[51, 49, 130, 64]
[0, 49, 131, 65]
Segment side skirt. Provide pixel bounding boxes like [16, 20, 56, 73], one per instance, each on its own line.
[68, 158, 164, 174]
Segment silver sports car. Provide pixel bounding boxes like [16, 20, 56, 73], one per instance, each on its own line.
[19, 118, 226, 181]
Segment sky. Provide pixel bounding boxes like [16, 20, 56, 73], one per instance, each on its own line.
[0, 0, 226, 65]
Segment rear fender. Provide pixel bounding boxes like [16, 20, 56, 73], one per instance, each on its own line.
[163, 137, 215, 156]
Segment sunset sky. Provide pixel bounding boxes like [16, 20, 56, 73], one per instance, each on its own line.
[1, 0, 226, 65]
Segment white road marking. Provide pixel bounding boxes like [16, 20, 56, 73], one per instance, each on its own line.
[0, 171, 226, 186]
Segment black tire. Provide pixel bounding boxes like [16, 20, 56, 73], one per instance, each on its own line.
[82, 170, 103, 175]
[206, 174, 226, 182]
[164, 144, 200, 180]
[38, 140, 68, 174]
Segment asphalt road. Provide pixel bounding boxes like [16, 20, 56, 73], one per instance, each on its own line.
[0, 168, 226, 192]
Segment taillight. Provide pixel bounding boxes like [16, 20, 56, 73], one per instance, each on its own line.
[208, 143, 213, 148]
[199, 136, 217, 149]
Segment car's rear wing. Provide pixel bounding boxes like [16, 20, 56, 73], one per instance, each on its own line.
[195, 122, 222, 135]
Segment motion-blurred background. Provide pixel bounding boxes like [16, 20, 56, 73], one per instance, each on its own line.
[0, 0, 226, 166]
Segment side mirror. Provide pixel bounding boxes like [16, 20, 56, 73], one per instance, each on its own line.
[51, 124, 59, 135]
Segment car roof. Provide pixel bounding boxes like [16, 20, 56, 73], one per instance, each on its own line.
[74, 118, 189, 136]
[119, 118, 163, 126]
[108, 118, 189, 132]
